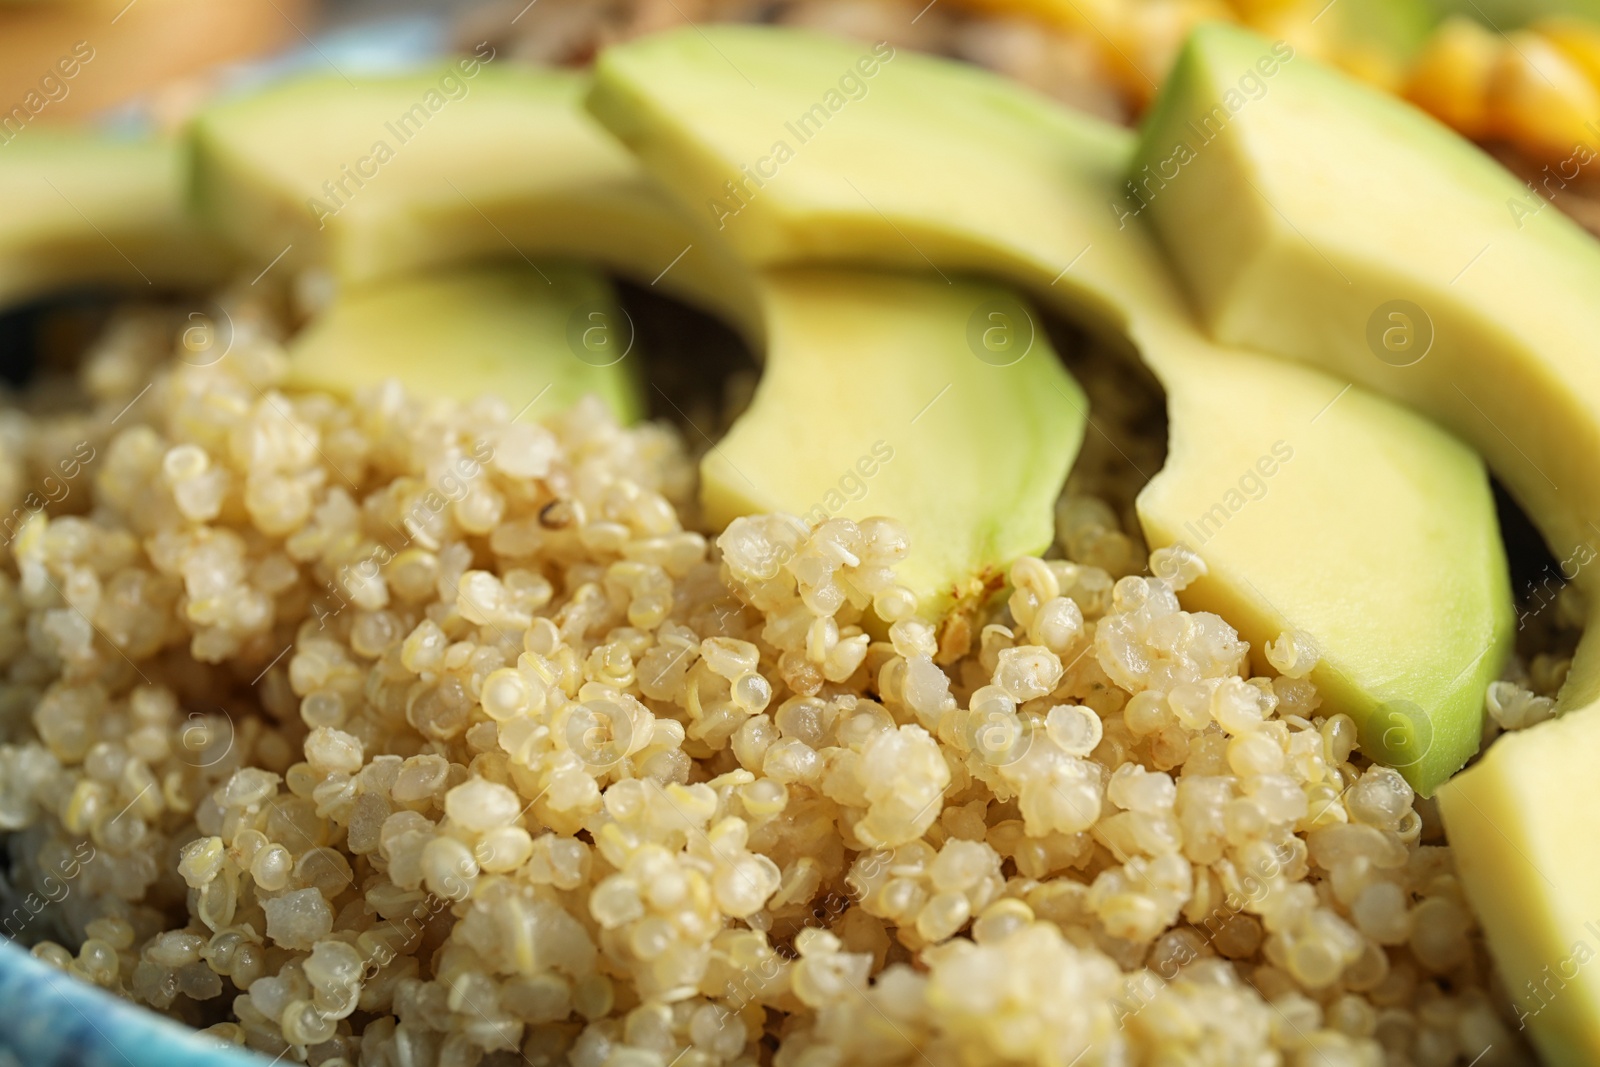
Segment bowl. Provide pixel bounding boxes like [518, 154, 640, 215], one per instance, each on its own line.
[0, 939, 265, 1066]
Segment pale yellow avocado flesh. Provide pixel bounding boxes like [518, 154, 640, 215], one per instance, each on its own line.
[1438, 713, 1600, 1063]
[1143, 333, 1510, 789]
[1134, 24, 1600, 1062]
[0, 132, 231, 308]
[1133, 22, 1600, 636]
[590, 29, 1133, 338]
[285, 263, 643, 424]
[705, 268, 1086, 615]
[589, 25, 1512, 795]
[188, 67, 754, 335]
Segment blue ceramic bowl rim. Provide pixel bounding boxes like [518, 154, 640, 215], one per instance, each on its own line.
[0, 938, 267, 1066]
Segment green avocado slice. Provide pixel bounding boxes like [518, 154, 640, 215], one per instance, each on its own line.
[1134, 23, 1600, 1061]
[0, 131, 231, 308]
[588, 24, 1512, 794]
[1132, 22, 1600, 601]
[188, 64, 753, 334]
[706, 268, 1086, 617]
[589, 28, 1136, 337]
[1142, 330, 1510, 784]
[285, 263, 643, 424]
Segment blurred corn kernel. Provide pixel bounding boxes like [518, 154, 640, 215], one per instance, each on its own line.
[1534, 16, 1600, 86]
[1404, 16, 1500, 141]
[1486, 30, 1600, 158]
[1112, 0, 1235, 107]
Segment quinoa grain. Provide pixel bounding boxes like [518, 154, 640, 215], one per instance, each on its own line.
[0, 292, 1526, 1064]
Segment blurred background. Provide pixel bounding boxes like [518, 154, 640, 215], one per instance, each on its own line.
[4, 0, 1600, 233]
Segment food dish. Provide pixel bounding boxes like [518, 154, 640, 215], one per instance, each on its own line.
[2, 5, 1598, 1065]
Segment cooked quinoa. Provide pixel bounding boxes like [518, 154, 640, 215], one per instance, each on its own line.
[0, 284, 1541, 1066]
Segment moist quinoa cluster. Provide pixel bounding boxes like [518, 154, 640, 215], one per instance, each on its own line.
[0, 284, 1552, 1065]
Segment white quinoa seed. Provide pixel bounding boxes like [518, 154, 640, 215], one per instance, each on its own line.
[0, 290, 1527, 1066]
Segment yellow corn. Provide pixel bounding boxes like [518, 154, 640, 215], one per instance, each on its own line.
[1110, 0, 1235, 106]
[1403, 16, 1500, 141]
[939, 0, 1600, 164]
[946, 0, 1126, 35]
[1537, 17, 1600, 86]
[1485, 30, 1600, 159]
[1223, 0, 1300, 19]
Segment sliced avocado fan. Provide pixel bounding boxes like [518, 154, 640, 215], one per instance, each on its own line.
[0, 131, 232, 309]
[587, 24, 1512, 796]
[1135, 23, 1600, 1063]
[286, 263, 643, 424]
[706, 268, 1086, 618]
[188, 65, 754, 335]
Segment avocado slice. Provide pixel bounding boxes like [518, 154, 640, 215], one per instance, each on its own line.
[0, 131, 231, 308]
[285, 263, 643, 424]
[1133, 22, 1600, 595]
[588, 24, 1512, 794]
[1142, 332, 1511, 785]
[188, 65, 753, 333]
[707, 268, 1085, 616]
[589, 28, 1137, 337]
[1133, 24, 1600, 1061]
[1437, 709, 1600, 1063]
